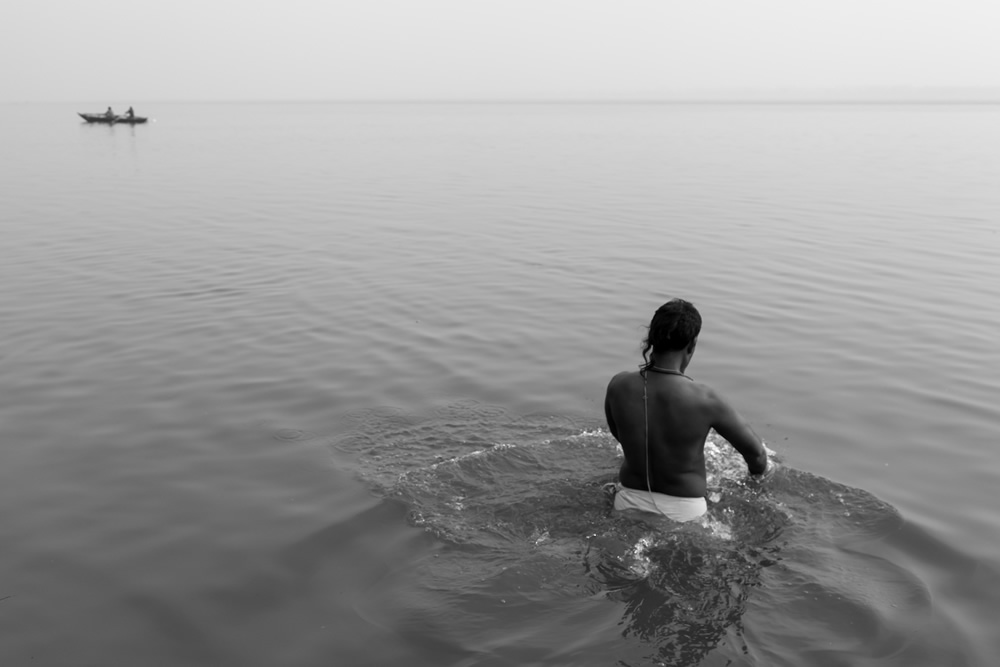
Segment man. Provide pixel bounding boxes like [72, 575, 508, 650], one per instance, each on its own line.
[604, 299, 768, 522]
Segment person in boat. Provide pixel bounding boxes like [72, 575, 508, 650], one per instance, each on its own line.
[105, 106, 114, 118]
[126, 106, 134, 118]
[604, 299, 769, 522]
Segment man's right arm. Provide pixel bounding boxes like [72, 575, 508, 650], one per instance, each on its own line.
[706, 389, 768, 475]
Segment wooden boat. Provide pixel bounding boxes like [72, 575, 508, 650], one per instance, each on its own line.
[78, 113, 148, 124]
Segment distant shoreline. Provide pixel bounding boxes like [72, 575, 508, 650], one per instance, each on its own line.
[11, 98, 1000, 106]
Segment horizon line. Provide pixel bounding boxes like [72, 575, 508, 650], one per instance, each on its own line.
[9, 97, 1000, 106]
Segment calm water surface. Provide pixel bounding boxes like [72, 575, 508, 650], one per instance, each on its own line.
[1, 102, 999, 666]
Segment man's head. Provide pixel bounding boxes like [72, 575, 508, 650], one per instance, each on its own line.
[642, 299, 701, 368]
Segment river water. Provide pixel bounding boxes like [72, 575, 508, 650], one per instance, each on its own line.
[1, 102, 999, 666]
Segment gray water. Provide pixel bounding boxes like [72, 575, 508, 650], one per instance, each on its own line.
[1, 102, 999, 666]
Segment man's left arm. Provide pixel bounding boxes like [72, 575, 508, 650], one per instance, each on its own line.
[604, 381, 619, 441]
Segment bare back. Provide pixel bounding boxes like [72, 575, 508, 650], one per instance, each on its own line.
[604, 369, 766, 498]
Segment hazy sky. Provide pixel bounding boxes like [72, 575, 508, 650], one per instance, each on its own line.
[4, 0, 1000, 102]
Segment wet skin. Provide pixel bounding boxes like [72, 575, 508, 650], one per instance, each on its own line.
[604, 345, 767, 498]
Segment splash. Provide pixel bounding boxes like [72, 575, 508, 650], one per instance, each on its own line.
[329, 401, 908, 666]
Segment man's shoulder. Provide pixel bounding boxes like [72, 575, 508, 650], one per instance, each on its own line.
[606, 370, 638, 393]
[687, 377, 716, 394]
[685, 379, 734, 415]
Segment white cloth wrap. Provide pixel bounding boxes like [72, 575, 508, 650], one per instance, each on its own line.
[613, 483, 707, 522]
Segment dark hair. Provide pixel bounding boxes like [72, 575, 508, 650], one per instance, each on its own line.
[641, 299, 702, 369]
